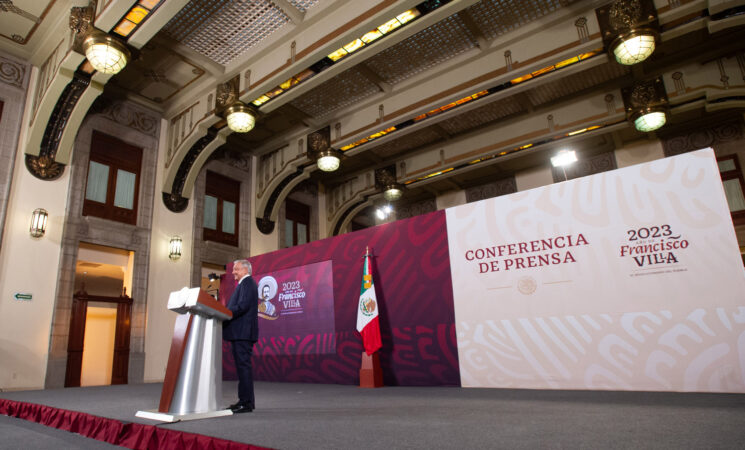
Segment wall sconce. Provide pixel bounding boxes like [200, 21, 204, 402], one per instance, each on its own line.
[169, 236, 182, 260]
[596, 0, 659, 65]
[225, 102, 256, 133]
[83, 31, 130, 74]
[317, 149, 342, 172]
[622, 77, 669, 132]
[30, 208, 48, 238]
[207, 272, 219, 283]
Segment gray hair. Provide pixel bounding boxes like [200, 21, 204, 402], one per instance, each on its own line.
[233, 259, 252, 275]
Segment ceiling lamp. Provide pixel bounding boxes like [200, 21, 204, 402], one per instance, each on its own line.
[82, 32, 130, 75]
[633, 110, 666, 132]
[383, 184, 404, 201]
[317, 149, 342, 172]
[611, 31, 657, 65]
[622, 77, 669, 133]
[225, 102, 256, 133]
[596, 0, 659, 66]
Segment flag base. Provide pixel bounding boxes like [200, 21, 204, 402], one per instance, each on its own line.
[359, 351, 383, 388]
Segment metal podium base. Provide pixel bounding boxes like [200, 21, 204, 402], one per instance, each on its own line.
[135, 408, 233, 422]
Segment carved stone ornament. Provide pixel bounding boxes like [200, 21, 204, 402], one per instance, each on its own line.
[375, 166, 397, 187]
[307, 126, 330, 153]
[622, 77, 666, 111]
[215, 75, 239, 113]
[26, 154, 65, 180]
[69, 3, 94, 35]
[162, 192, 189, 213]
[256, 217, 275, 234]
[608, 0, 642, 33]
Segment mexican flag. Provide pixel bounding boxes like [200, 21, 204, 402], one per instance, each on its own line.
[356, 251, 382, 355]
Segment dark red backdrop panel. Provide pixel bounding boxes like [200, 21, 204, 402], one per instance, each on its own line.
[220, 210, 460, 386]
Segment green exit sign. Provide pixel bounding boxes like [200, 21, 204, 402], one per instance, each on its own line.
[14, 293, 32, 301]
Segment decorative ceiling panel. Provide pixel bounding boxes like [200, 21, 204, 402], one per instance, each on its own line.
[365, 13, 477, 85]
[466, 0, 576, 40]
[371, 126, 443, 159]
[437, 95, 526, 136]
[290, 67, 381, 118]
[524, 62, 629, 107]
[288, 0, 321, 13]
[108, 41, 205, 104]
[163, 0, 289, 65]
[0, 0, 55, 45]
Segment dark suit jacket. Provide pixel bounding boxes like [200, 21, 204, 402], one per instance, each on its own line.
[223, 276, 259, 342]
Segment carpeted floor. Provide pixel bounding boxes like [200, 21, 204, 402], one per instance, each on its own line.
[2, 381, 745, 449]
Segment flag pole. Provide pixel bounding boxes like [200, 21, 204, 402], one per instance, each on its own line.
[358, 246, 383, 388]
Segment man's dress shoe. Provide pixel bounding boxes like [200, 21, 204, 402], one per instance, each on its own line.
[231, 403, 254, 413]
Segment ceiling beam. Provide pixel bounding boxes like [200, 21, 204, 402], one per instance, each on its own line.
[459, 10, 489, 50]
[357, 64, 392, 93]
[272, 0, 305, 25]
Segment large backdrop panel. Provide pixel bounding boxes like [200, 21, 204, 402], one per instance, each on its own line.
[220, 210, 461, 386]
[446, 148, 745, 392]
[218, 148, 745, 392]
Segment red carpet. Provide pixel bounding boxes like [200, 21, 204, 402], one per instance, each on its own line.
[0, 398, 271, 450]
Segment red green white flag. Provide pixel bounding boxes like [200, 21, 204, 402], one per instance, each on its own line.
[356, 250, 382, 355]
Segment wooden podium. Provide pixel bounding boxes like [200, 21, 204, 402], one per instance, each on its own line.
[136, 288, 233, 422]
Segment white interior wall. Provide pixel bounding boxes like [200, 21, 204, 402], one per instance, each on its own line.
[0, 68, 72, 389]
[142, 118, 194, 382]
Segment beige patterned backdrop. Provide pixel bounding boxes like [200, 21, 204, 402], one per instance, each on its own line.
[446, 149, 745, 392]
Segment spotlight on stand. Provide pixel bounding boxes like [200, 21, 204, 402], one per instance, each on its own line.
[376, 204, 393, 220]
[596, 0, 659, 66]
[622, 77, 669, 133]
[551, 150, 577, 182]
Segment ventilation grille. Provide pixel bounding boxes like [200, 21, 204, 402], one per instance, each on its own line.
[438, 95, 525, 136]
[525, 62, 629, 107]
[288, 0, 321, 13]
[466, 0, 575, 40]
[366, 13, 478, 85]
[163, 0, 289, 65]
[290, 67, 381, 118]
[371, 127, 444, 159]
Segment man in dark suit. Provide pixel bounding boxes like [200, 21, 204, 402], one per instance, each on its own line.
[223, 259, 259, 413]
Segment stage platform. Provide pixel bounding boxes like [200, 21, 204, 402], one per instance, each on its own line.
[2, 381, 745, 449]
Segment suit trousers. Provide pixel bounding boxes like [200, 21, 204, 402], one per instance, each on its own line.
[231, 340, 255, 407]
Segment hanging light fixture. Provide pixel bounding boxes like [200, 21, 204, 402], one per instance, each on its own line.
[633, 110, 666, 132]
[383, 183, 404, 201]
[29, 208, 49, 238]
[596, 0, 659, 66]
[82, 31, 130, 74]
[611, 31, 657, 65]
[622, 77, 669, 133]
[169, 236, 182, 260]
[225, 102, 256, 133]
[317, 149, 342, 172]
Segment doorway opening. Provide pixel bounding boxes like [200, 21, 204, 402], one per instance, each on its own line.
[65, 242, 134, 387]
